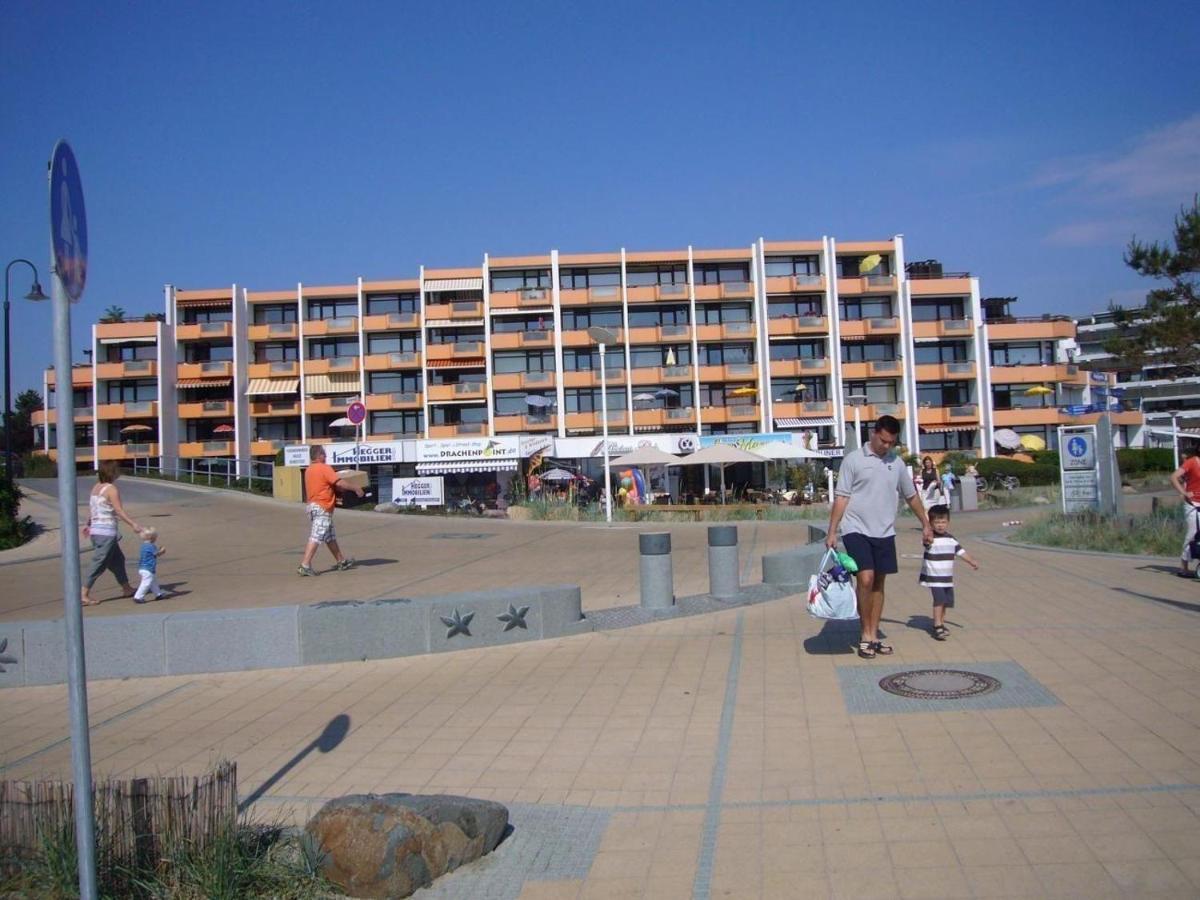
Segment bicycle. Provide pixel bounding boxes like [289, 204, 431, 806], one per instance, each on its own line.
[991, 474, 1021, 492]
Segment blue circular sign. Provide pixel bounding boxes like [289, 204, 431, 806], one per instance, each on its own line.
[1067, 436, 1087, 458]
[347, 401, 366, 425]
[50, 141, 88, 301]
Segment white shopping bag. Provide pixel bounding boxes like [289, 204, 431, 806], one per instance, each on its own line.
[807, 549, 859, 621]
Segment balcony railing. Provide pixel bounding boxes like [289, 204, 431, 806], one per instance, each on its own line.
[666, 407, 695, 420]
[524, 371, 551, 384]
[200, 361, 229, 374]
[268, 323, 297, 336]
[949, 404, 978, 418]
[794, 274, 822, 287]
[725, 321, 755, 335]
[729, 405, 757, 418]
[328, 356, 358, 370]
[867, 317, 899, 329]
[946, 362, 975, 374]
[270, 361, 297, 373]
[390, 392, 418, 404]
[725, 363, 755, 376]
[659, 324, 689, 338]
[797, 316, 826, 327]
[519, 288, 548, 303]
[124, 360, 153, 373]
[125, 401, 155, 414]
[663, 365, 692, 378]
[200, 322, 228, 335]
[389, 352, 419, 366]
[871, 360, 901, 374]
[942, 319, 973, 332]
[454, 382, 485, 395]
[454, 422, 486, 434]
[589, 285, 619, 299]
[800, 358, 828, 369]
[523, 331, 553, 344]
[202, 400, 229, 412]
[659, 284, 688, 297]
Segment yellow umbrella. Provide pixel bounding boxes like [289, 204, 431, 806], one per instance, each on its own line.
[858, 253, 882, 274]
[729, 385, 757, 397]
[1019, 434, 1046, 451]
[1023, 385, 1054, 396]
[665, 348, 676, 367]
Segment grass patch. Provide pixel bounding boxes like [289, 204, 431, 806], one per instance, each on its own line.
[1012, 505, 1187, 556]
[512, 499, 830, 522]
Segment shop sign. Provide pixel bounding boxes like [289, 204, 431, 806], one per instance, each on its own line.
[553, 434, 696, 458]
[284, 441, 410, 467]
[699, 433, 793, 451]
[417, 436, 520, 462]
[393, 476, 444, 507]
[283, 445, 310, 467]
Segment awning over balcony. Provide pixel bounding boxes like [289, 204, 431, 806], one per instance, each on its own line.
[424, 277, 483, 292]
[775, 417, 835, 428]
[176, 298, 231, 308]
[304, 373, 361, 395]
[178, 378, 232, 389]
[99, 336, 156, 344]
[246, 377, 300, 396]
[920, 425, 979, 433]
[416, 459, 518, 474]
[426, 358, 486, 369]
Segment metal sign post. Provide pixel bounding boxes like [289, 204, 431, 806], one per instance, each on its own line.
[1058, 425, 1100, 515]
[49, 140, 97, 899]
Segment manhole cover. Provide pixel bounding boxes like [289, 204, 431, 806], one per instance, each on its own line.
[429, 533, 493, 540]
[878, 669, 1001, 700]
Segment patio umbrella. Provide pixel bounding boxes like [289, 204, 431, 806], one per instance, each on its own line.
[608, 447, 682, 502]
[654, 387, 679, 398]
[677, 444, 767, 504]
[120, 424, 152, 433]
[993, 428, 1022, 451]
[753, 442, 824, 460]
[632, 393, 656, 403]
[540, 468, 575, 482]
[1023, 385, 1054, 396]
[729, 385, 757, 397]
[665, 348, 677, 366]
[328, 417, 355, 428]
[1019, 434, 1046, 451]
[524, 395, 552, 407]
[858, 253, 882, 274]
[213, 424, 234, 433]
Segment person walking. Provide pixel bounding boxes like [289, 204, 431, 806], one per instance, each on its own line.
[80, 461, 145, 606]
[1170, 444, 1200, 578]
[826, 415, 934, 658]
[298, 445, 364, 576]
[917, 455, 943, 509]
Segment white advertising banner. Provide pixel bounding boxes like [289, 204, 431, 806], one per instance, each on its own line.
[416, 436, 521, 463]
[283, 441, 410, 467]
[283, 445, 310, 467]
[392, 476, 444, 507]
[554, 434, 698, 458]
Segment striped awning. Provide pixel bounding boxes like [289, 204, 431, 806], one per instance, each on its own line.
[423, 319, 484, 328]
[920, 425, 979, 433]
[246, 377, 299, 396]
[176, 298, 230, 308]
[304, 372, 361, 394]
[178, 378, 232, 389]
[416, 459, 518, 474]
[775, 417, 835, 428]
[426, 358, 486, 368]
[99, 336, 156, 344]
[424, 277, 483, 292]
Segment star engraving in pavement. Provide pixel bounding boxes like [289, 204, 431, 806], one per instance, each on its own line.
[439, 609, 474, 639]
[497, 604, 531, 632]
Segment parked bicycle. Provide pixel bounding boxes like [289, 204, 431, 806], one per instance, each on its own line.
[974, 474, 1020, 493]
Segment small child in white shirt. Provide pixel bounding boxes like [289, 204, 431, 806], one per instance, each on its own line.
[133, 527, 166, 604]
[919, 506, 979, 640]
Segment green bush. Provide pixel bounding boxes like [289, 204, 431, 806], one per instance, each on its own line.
[939, 451, 976, 474]
[1028, 449, 1060, 468]
[976, 457, 1059, 485]
[0, 480, 34, 550]
[1117, 448, 1176, 475]
[21, 453, 58, 477]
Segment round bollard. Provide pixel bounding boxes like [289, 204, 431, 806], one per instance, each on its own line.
[707, 525, 740, 599]
[639, 532, 674, 611]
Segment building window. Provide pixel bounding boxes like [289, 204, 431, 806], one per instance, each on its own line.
[843, 380, 899, 403]
[768, 341, 825, 361]
[559, 267, 620, 290]
[255, 342, 299, 363]
[838, 297, 893, 320]
[493, 393, 532, 415]
[104, 380, 157, 404]
[911, 299, 966, 321]
[491, 314, 553, 333]
[920, 430, 976, 452]
[562, 349, 623, 372]
[771, 377, 828, 401]
[991, 384, 1052, 410]
[696, 303, 752, 325]
[106, 343, 156, 362]
[560, 307, 622, 330]
[625, 264, 687, 286]
[493, 350, 556, 374]
[180, 306, 232, 324]
[703, 344, 755, 365]
[490, 269, 550, 292]
[837, 255, 892, 277]
[306, 298, 357, 320]
[369, 411, 423, 435]
[183, 342, 233, 363]
[369, 372, 422, 394]
[840, 341, 896, 363]
[255, 419, 301, 441]
[308, 337, 360, 359]
[765, 255, 820, 277]
[913, 341, 969, 364]
[694, 263, 750, 284]
[629, 346, 691, 368]
[628, 304, 690, 327]
[917, 381, 972, 407]
[365, 293, 418, 315]
[426, 328, 484, 346]
[767, 296, 822, 318]
[430, 405, 488, 425]
[253, 304, 297, 325]
[990, 342, 1051, 366]
[563, 387, 632, 413]
[366, 333, 419, 354]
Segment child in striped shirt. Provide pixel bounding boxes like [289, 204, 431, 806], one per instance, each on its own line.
[920, 506, 979, 641]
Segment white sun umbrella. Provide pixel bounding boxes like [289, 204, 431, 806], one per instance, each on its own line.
[540, 468, 575, 482]
[524, 395, 553, 407]
[993, 428, 1022, 451]
[753, 441, 826, 492]
[632, 392, 656, 403]
[677, 444, 767, 504]
[328, 417, 355, 428]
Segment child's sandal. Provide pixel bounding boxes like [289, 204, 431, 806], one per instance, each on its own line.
[932, 625, 949, 641]
[857, 641, 876, 659]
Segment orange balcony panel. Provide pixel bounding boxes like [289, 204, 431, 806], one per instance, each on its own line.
[838, 320, 867, 338]
[490, 332, 522, 350]
[989, 363, 1081, 384]
[726, 403, 760, 422]
[179, 440, 235, 458]
[841, 362, 869, 380]
[490, 287, 552, 310]
[917, 404, 979, 426]
[96, 360, 157, 379]
[248, 322, 299, 341]
[97, 442, 159, 461]
[251, 439, 287, 456]
[911, 319, 975, 339]
[558, 288, 589, 307]
[701, 407, 730, 424]
[693, 284, 721, 301]
[796, 400, 836, 416]
[909, 277, 972, 296]
[627, 327, 657, 345]
[363, 352, 421, 371]
[248, 361, 300, 379]
[175, 321, 233, 341]
[562, 370, 600, 388]
[425, 301, 483, 320]
[364, 392, 422, 411]
[625, 286, 658, 304]
[915, 361, 977, 381]
[720, 282, 754, 299]
[303, 316, 358, 337]
[864, 317, 901, 335]
[177, 361, 232, 380]
[565, 411, 600, 430]
[178, 400, 233, 418]
[361, 312, 420, 332]
[97, 401, 158, 420]
[987, 319, 1075, 341]
[48, 366, 96, 388]
[721, 322, 758, 341]
[695, 324, 722, 342]
[836, 275, 896, 295]
[33, 409, 49, 426]
[629, 367, 661, 386]
[96, 322, 158, 340]
[250, 399, 300, 416]
[494, 413, 556, 433]
[427, 383, 487, 402]
[993, 407, 1062, 427]
[427, 424, 488, 439]
[767, 316, 828, 336]
[304, 356, 360, 375]
[632, 409, 667, 428]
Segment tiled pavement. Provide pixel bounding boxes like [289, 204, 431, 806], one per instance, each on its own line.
[2, 488, 1200, 897]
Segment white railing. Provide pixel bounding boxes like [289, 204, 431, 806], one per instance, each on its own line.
[130, 455, 275, 493]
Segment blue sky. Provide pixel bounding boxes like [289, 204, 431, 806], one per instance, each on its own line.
[2, 0, 1197, 396]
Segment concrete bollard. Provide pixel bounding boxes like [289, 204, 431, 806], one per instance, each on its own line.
[639, 532, 674, 611]
[707, 525, 740, 599]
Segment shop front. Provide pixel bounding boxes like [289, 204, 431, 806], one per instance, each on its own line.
[415, 435, 552, 508]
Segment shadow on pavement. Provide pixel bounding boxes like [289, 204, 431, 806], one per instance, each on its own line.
[1112, 587, 1200, 615]
[239, 713, 351, 814]
[1136, 563, 1187, 576]
[803, 620, 859, 655]
[349, 558, 398, 568]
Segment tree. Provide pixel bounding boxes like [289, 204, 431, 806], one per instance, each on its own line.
[0, 390, 44, 456]
[100, 305, 126, 323]
[1105, 196, 1200, 378]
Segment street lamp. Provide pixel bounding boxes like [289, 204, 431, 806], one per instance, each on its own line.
[587, 326, 618, 524]
[4, 259, 49, 484]
[847, 393, 868, 450]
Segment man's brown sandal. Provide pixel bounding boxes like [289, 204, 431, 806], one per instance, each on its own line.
[857, 641, 876, 659]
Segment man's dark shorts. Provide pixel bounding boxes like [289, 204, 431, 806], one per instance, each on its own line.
[842, 533, 898, 575]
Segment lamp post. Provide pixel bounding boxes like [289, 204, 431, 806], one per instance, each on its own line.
[847, 393, 868, 450]
[587, 326, 618, 524]
[4, 259, 49, 484]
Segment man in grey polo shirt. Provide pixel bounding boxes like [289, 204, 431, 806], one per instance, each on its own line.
[826, 415, 934, 659]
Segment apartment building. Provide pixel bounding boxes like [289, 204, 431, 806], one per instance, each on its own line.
[34, 236, 1138, 485]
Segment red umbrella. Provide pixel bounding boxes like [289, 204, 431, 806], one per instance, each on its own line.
[213, 424, 234, 433]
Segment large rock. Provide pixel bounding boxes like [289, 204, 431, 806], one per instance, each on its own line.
[304, 793, 508, 898]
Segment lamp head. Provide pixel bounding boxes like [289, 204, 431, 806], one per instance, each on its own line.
[25, 280, 48, 302]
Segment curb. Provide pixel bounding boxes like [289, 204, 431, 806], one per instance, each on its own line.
[980, 530, 1179, 563]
